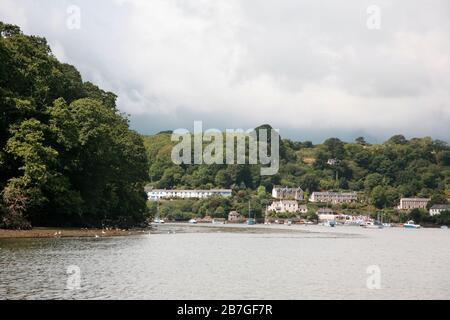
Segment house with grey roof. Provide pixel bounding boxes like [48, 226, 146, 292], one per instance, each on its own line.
[429, 204, 450, 216]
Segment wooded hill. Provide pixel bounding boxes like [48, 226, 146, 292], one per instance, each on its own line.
[0, 22, 149, 229]
[143, 132, 450, 210]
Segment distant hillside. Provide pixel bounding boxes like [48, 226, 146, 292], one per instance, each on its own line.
[142, 132, 450, 209]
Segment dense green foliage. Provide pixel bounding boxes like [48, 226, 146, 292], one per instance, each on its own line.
[143, 131, 449, 224]
[0, 22, 149, 229]
[143, 133, 449, 200]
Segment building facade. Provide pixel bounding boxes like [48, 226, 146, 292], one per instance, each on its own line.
[272, 187, 304, 200]
[267, 200, 299, 213]
[309, 191, 357, 204]
[429, 204, 450, 216]
[316, 208, 336, 221]
[397, 198, 430, 210]
[146, 188, 232, 201]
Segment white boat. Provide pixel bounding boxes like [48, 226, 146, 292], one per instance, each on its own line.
[364, 221, 383, 229]
[403, 220, 421, 229]
[344, 220, 362, 226]
[153, 201, 165, 224]
[380, 213, 392, 228]
[322, 220, 336, 227]
[440, 226, 448, 230]
[188, 219, 198, 224]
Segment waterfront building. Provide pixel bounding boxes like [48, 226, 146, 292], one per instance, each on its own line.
[146, 188, 232, 201]
[429, 204, 450, 216]
[397, 198, 430, 210]
[316, 208, 336, 221]
[309, 191, 357, 204]
[272, 187, 304, 200]
[267, 200, 299, 213]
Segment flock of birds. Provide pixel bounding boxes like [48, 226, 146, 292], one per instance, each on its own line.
[52, 228, 130, 238]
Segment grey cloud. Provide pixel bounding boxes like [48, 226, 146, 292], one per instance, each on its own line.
[1, 0, 449, 143]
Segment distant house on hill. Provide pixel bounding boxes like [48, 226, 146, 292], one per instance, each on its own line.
[327, 159, 340, 166]
[268, 200, 299, 213]
[397, 198, 430, 210]
[309, 191, 357, 204]
[429, 204, 450, 216]
[272, 187, 304, 200]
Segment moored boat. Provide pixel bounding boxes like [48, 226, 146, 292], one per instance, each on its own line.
[322, 220, 336, 227]
[363, 221, 383, 229]
[246, 200, 256, 225]
[403, 220, 421, 229]
[153, 201, 165, 224]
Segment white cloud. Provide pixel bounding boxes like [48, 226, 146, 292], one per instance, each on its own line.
[1, 0, 449, 142]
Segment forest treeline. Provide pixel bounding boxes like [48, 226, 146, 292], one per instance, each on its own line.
[143, 132, 450, 210]
[0, 22, 149, 229]
[143, 132, 449, 224]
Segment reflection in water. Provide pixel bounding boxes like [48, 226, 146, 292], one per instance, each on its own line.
[0, 224, 449, 299]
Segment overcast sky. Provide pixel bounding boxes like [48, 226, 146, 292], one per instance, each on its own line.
[1, 0, 449, 143]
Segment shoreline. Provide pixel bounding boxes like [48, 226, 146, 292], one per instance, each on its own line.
[0, 227, 150, 239]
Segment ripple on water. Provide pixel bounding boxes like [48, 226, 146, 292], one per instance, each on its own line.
[1, 225, 449, 299]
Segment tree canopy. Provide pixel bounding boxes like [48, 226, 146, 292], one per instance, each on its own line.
[143, 132, 449, 208]
[0, 22, 149, 229]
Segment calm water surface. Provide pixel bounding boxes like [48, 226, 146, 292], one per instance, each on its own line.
[0, 224, 449, 299]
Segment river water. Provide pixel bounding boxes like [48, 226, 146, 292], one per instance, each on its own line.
[0, 224, 449, 300]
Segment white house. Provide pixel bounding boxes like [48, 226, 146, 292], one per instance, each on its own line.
[429, 204, 450, 216]
[146, 188, 232, 201]
[267, 200, 299, 213]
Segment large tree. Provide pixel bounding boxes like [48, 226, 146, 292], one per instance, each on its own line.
[0, 22, 149, 228]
